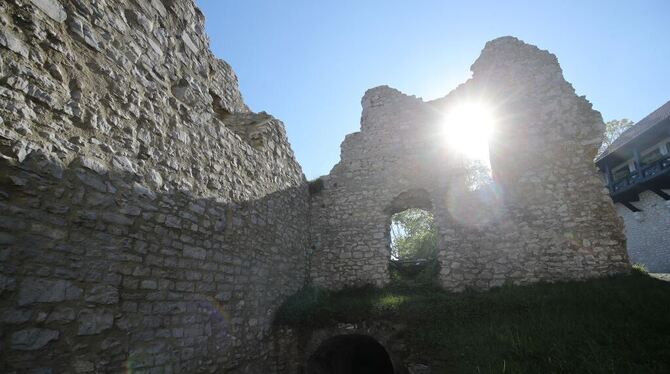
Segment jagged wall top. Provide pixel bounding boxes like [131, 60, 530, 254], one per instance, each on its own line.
[0, 1, 310, 371]
[0, 0, 304, 201]
[309, 36, 629, 290]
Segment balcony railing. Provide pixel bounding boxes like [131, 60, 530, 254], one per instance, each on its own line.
[610, 154, 670, 194]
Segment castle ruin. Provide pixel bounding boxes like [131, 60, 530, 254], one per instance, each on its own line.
[0, 0, 629, 372]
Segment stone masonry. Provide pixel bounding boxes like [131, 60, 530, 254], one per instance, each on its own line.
[310, 37, 630, 291]
[615, 190, 670, 272]
[0, 0, 307, 372]
[0, 0, 630, 372]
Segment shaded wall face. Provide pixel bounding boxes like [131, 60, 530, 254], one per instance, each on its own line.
[310, 38, 630, 291]
[616, 191, 670, 272]
[0, 0, 308, 372]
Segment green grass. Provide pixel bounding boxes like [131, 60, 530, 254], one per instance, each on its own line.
[275, 270, 670, 373]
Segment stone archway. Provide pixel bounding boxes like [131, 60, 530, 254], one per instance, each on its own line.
[385, 189, 435, 257]
[385, 189, 441, 283]
[385, 189, 433, 216]
[306, 334, 396, 374]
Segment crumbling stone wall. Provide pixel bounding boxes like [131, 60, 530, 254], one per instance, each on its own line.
[0, 0, 308, 372]
[308, 86, 464, 288]
[310, 37, 630, 291]
[0, 0, 633, 370]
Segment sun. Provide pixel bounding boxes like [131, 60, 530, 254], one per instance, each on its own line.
[442, 101, 495, 163]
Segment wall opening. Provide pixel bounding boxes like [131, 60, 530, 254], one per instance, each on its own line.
[306, 334, 395, 374]
[389, 208, 437, 261]
[385, 189, 439, 284]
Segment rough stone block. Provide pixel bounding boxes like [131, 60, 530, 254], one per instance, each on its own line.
[46, 307, 76, 323]
[77, 309, 114, 335]
[11, 328, 59, 350]
[1, 309, 32, 324]
[140, 280, 158, 290]
[85, 285, 119, 304]
[165, 215, 181, 229]
[30, 0, 67, 23]
[183, 246, 206, 260]
[18, 278, 82, 306]
[0, 30, 29, 58]
[101, 212, 134, 226]
[68, 17, 100, 51]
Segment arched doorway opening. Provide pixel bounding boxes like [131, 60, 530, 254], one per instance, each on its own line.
[389, 208, 438, 261]
[385, 189, 439, 284]
[306, 334, 395, 374]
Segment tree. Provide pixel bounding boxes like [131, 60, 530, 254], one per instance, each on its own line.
[464, 159, 493, 190]
[599, 119, 635, 156]
[390, 208, 438, 260]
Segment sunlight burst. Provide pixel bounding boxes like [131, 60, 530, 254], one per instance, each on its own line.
[443, 102, 496, 163]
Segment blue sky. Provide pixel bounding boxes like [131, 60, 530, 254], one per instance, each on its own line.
[196, 0, 670, 179]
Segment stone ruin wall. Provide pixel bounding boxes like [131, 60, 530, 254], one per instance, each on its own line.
[310, 37, 631, 291]
[308, 86, 462, 288]
[0, 0, 633, 372]
[0, 0, 308, 372]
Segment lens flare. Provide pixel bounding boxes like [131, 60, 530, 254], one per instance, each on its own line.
[206, 298, 232, 324]
[445, 180, 505, 228]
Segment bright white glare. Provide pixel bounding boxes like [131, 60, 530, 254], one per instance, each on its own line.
[443, 102, 495, 163]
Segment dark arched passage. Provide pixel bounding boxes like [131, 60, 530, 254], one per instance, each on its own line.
[306, 334, 395, 374]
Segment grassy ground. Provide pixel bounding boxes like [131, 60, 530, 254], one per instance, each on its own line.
[275, 269, 670, 373]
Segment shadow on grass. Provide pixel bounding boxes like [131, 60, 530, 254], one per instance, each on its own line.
[275, 269, 670, 373]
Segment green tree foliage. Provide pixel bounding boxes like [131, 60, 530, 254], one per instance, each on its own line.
[390, 208, 438, 260]
[599, 118, 635, 155]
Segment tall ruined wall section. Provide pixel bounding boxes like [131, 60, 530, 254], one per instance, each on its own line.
[431, 37, 630, 289]
[0, 0, 307, 372]
[309, 86, 466, 288]
[310, 37, 630, 291]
